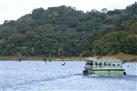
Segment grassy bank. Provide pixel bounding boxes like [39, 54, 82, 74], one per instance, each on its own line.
[113, 53, 137, 62]
[0, 56, 86, 61]
[0, 53, 137, 62]
[100, 53, 137, 62]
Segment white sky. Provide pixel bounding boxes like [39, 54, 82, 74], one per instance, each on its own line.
[0, 0, 137, 24]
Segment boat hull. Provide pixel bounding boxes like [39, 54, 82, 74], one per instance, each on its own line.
[86, 68, 125, 76]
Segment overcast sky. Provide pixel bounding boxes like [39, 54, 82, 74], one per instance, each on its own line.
[0, 0, 137, 24]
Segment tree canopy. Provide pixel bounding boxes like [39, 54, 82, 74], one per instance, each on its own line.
[0, 2, 137, 57]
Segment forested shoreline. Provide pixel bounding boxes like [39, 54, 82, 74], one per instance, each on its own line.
[0, 2, 137, 58]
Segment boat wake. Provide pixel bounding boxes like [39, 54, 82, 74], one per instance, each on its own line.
[2, 73, 82, 90]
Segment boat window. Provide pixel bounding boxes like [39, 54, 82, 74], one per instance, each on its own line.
[113, 64, 115, 66]
[108, 63, 111, 66]
[95, 62, 98, 66]
[104, 62, 107, 66]
[99, 62, 102, 66]
[86, 61, 93, 66]
[117, 64, 120, 66]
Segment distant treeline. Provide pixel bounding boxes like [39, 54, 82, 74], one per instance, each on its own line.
[0, 2, 137, 57]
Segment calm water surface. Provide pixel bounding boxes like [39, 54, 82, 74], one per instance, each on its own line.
[0, 60, 137, 91]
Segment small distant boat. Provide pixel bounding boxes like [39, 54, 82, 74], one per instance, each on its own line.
[61, 62, 66, 66]
[83, 57, 126, 76]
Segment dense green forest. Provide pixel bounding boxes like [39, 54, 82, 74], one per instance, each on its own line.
[0, 2, 137, 57]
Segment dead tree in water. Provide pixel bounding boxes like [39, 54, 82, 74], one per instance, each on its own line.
[43, 57, 47, 64]
[16, 47, 27, 62]
[48, 52, 52, 62]
[16, 52, 23, 62]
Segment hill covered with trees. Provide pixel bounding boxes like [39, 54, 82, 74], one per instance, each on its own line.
[0, 2, 137, 57]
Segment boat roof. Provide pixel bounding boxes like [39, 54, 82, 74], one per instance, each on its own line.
[86, 57, 122, 63]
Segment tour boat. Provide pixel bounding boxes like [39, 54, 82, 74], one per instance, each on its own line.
[83, 57, 126, 76]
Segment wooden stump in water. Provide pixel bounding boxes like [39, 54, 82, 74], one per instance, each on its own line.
[17, 57, 22, 62]
[43, 57, 47, 64]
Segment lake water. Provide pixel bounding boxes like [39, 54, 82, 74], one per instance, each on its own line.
[0, 60, 137, 91]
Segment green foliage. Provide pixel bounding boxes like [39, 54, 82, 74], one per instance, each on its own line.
[92, 25, 137, 55]
[0, 3, 137, 57]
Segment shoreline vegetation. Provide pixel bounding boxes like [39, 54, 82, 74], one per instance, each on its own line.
[0, 53, 137, 62]
[0, 3, 137, 58]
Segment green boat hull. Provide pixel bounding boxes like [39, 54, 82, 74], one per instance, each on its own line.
[83, 58, 126, 76]
[87, 68, 125, 76]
